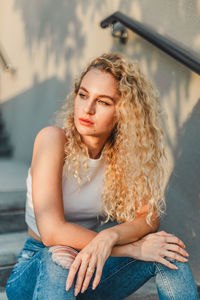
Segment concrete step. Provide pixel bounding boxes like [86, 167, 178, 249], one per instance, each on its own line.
[0, 158, 29, 192]
[0, 190, 27, 234]
[0, 158, 29, 234]
[0, 291, 8, 300]
[0, 190, 26, 210]
[0, 209, 27, 234]
[0, 231, 28, 289]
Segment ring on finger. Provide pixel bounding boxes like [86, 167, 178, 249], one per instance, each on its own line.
[87, 265, 95, 273]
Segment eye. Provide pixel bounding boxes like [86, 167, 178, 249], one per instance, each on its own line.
[98, 100, 111, 106]
[79, 93, 87, 99]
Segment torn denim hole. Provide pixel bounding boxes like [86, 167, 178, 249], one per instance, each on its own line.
[21, 253, 31, 259]
[49, 245, 79, 269]
[18, 250, 35, 262]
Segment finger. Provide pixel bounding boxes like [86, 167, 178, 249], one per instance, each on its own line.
[156, 231, 174, 236]
[165, 243, 189, 257]
[164, 235, 186, 249]
[156, 231, 186, 249]
[81, 257, 97, 293]
[74, 260, 90, 296]
[92, 257, 104, 290]
[162, 250, 188, 263]
[66, 256, 81, 291]
[158, 257, 178, 270]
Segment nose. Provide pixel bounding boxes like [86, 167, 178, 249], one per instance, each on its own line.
[84, 99, 96, 115]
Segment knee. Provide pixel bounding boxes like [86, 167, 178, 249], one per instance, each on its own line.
[49, 245, 79, 269]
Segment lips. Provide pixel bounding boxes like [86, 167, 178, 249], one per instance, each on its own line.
[79, 118, 94, 125]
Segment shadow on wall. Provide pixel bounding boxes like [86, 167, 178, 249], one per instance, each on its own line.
[13, 0, 107, 74]
[160, 99, 200, 280]
[3, 0, 112, 163]
[2, 76, 67, 163]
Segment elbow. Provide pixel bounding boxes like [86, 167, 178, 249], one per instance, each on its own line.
[42, 238, 53, 247]
[37, 219, 67, 247]
[41, 234, 54, 247]
[39, 228, 58, 247]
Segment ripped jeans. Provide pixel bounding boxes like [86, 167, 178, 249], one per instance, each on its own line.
[6, 237, 198, 300]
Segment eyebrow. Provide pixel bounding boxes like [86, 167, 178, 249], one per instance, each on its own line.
[79, 86, 116, 103]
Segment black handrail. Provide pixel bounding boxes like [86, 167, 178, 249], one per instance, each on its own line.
[100, 12, 200, 75]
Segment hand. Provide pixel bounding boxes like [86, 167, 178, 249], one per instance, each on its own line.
[128, 231, 189, 269]
[65, 229, 118, 296]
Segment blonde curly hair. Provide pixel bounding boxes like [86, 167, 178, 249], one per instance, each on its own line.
[56, 53, 167, 226]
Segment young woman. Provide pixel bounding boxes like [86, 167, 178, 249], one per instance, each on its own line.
[6, 53, 198, 300]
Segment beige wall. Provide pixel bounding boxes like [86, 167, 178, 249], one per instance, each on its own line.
[1, 0, 200, 282]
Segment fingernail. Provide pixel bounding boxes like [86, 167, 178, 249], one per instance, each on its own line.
[174, 266, 178, 270]
[183, 258, 188, 262]
[74, 288, 79, 296]
[81, 287, 85, 293]
[66, 283, 69, 291]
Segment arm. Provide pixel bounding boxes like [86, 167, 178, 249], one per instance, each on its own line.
[31, 126, 100, 250]
[104, 209, 159, 247]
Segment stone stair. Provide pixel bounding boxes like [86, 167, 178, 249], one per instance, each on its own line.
[0, 158, 29, 299]
[0, 111, 13, 157]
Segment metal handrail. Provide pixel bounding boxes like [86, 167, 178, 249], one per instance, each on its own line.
[100, 12, 200, 75]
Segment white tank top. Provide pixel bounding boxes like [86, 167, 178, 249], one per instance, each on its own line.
[25, 152, 106, 236]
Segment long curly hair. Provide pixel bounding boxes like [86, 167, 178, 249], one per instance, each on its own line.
[56, 53, 167, 226]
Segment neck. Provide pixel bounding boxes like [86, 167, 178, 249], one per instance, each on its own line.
[81, 136, 106, 159]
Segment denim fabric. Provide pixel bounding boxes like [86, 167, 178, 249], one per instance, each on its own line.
[6, 230, 199, 299]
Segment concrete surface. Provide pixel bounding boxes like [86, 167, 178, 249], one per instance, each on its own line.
[0, 159, 28, 234]
[0, 231, 28, 266]
[0, 291, 8, 300]
[0, 158, 29, 191]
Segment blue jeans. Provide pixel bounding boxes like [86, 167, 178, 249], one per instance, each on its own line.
[6, 237, 198, 300]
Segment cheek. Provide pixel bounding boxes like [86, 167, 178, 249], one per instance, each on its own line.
[99, 110, 116, 129]
[74, 99, 80, 118]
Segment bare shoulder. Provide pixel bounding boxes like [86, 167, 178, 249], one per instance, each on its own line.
[35, 126, 67, 144]
[31, 126, 67, 170]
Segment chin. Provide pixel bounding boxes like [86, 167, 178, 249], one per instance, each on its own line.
[75, 124, 92, 135]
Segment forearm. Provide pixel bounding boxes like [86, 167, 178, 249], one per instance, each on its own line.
[42, 221, 98, 250]
[42, 214, 159, 252]
[105, 214, 160, 246]
[110, 243, 131, 257]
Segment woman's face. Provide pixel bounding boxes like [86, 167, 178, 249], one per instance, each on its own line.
[74, 68, 119, 142]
